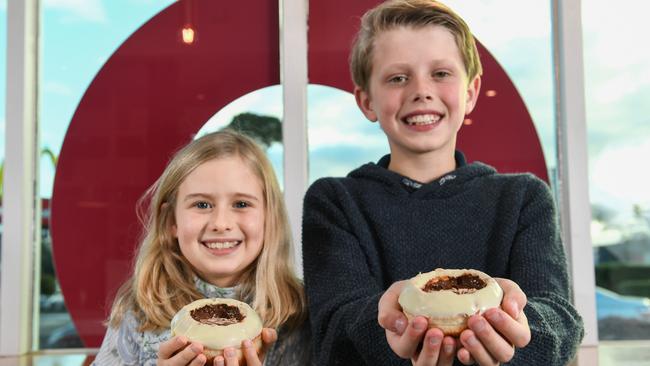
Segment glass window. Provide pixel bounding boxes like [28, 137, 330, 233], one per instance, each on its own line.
[39, 0, 176, 349]
[583, 0, 650, 341]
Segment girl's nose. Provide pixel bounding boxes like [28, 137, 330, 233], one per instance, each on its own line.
[209, 208, 233, 232]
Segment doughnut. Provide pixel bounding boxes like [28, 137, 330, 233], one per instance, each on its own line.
[170, 298, 263, 363]
[398, 268, 503, 336]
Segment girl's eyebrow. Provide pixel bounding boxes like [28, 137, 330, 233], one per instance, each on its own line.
[181, 192, 261, 202]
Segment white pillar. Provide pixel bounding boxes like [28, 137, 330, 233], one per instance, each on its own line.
[1, 0, 39, 356]
[552, 0, 599, 363]
[280, 0, 309, 277]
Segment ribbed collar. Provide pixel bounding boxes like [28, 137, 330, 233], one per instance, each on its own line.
[348, 150, 496, 198]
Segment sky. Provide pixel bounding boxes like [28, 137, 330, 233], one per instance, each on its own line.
[1, 0, 649, 228]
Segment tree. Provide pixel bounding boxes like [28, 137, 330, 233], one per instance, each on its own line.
[224, 112, 282, 149]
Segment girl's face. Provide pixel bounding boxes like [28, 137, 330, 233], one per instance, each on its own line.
[172, 156, 265, 287]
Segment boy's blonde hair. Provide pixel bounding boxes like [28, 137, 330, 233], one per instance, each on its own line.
[350, 0, 483, 91]
[108, 129, 306, 331]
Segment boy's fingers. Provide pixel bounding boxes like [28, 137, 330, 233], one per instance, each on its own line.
[495, 278, 527, 318]
[158, 335, 188, 359]
[438, 336, 457, 365]
[484, 308, 531, 348]
[412, 328, 444, 366]
[456, 347, 475, 365]
[459, 329, 498, 366]
[388, 316, 428, 358]
[378, 281, 408, 334]
[467, 315, 516, 363]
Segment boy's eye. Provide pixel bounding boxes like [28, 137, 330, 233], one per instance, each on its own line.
[388, 75, 408, 84]
[233, 201, 250, 209]
[194, 201, 212, 209]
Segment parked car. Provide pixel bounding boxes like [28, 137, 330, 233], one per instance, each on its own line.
[596, 286, 650, 320]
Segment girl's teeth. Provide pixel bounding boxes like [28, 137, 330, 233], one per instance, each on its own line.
[205, 241, 239, 249]
[405, 114, 440, 125]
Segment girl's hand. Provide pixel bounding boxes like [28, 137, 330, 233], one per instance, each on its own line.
[378, 281, 457, 365]
[157, 335, 206, 366]
[456, 278, 531, 366]
[213, 328, 278, 366]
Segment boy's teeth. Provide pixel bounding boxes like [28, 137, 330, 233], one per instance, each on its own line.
[405, 114, 440, 125]
[205, 241, 239, 249]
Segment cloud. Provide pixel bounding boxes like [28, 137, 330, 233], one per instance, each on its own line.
[43, 0, 106, 23]
[590, 138, 650, 212]
[43, 81, 74, 96]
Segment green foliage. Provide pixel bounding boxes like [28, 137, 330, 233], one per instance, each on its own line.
[224, 112, 282, 148]
[595, 263, 650, 297]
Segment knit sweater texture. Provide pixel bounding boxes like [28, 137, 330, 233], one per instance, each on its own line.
[302, 152, 584, 366]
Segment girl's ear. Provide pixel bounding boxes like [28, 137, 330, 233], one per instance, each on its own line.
[354, 86, 378, 122]
[162, 202, 177, 238]
[465, 75, 482, 115]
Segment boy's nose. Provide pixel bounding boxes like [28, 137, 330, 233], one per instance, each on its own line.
[411, 77, 433, 102]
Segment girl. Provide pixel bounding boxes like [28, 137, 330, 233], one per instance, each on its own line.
[93, 130, 311, 366]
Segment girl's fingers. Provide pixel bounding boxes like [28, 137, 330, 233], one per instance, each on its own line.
[242, 339, 262, 366]
[158, 335, 188, 360]
[222, 347, 239, 366]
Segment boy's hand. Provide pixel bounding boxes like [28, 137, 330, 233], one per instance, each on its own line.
[456, 278, 531, 365]
[213, 328, 277, 366]
[157, 335, 206, 365]
[378, 281, 457, 365]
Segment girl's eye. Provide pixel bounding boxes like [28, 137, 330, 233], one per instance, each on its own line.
[195, 201, 212, 209]
[433, 71, 451, 79]
[233, 201, 250, 209]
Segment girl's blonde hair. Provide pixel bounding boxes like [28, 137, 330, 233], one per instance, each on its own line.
[108, 129, 306, 331]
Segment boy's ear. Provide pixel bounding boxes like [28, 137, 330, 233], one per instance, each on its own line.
[354, 86, 378, 122]
[464, 75, 482, 115]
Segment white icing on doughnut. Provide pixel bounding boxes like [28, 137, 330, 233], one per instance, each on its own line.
[398, 268, 503, 319]
[170, 298, 263, 350]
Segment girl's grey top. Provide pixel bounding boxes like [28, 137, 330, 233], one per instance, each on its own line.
[92, 278, 312, 366]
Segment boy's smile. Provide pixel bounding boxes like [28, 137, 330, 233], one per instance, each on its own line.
[355, 25, 480, 173]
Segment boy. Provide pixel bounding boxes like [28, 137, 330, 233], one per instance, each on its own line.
[302, 0, 584, 365]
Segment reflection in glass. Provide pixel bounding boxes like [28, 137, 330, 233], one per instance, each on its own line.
[583, 0, 650, 341]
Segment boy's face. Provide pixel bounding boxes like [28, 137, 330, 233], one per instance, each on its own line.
[355, 25, 480, 160]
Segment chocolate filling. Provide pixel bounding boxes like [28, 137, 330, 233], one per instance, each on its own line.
[190, 303, 245, 326]
[422, 274, 487, 294]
